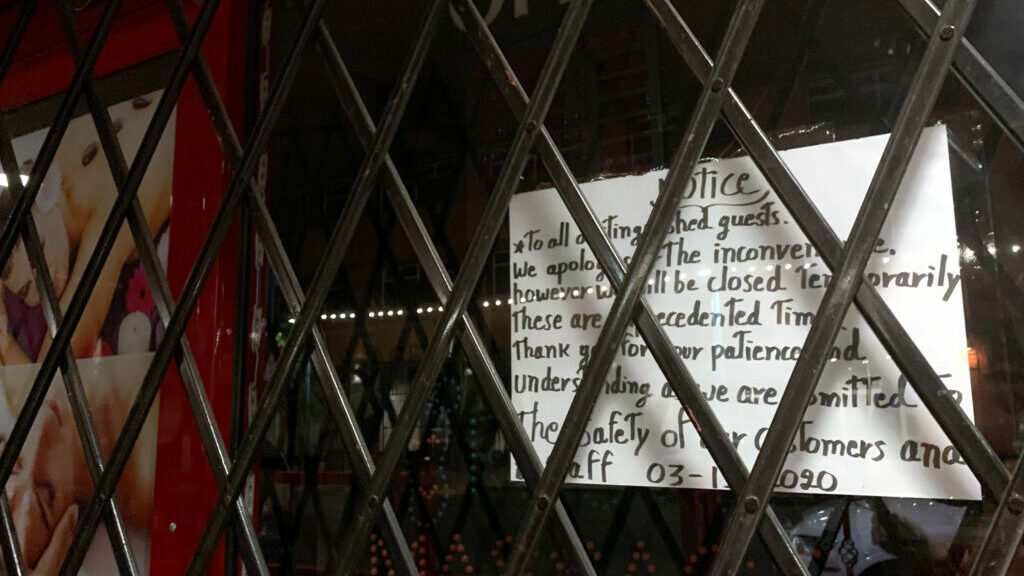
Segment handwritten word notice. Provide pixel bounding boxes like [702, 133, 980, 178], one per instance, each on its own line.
[508, 126, 979, 499]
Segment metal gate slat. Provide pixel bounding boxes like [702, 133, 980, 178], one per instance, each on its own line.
[0, 0, 1021, 574]
[709, 1, 980, 573]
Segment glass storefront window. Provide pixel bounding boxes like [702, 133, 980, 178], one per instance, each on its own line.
[1, 0, 1019, 574]
[260, 1, 1024, 575]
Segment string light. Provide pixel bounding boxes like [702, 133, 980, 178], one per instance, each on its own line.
[310, 294, 555, 320]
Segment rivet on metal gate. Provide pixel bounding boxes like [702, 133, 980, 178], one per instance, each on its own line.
[1007, 494, 1024, 515]
[368, 495, 380, 508]
[743, 496, 759, 513]
[169, 522, 177, 532]
[710, 78, 725, 92]
[525, 120, 538, 133]
[536, 496, 550, 510]
[939, 25, 956, 41]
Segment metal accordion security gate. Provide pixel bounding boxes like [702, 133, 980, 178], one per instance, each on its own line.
[1, 0, 1023, 575]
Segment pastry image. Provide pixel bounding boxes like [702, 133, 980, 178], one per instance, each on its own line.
[0, 90, 174, 364]
[0, 353, 159, 574]
[0, 91, 174, 575]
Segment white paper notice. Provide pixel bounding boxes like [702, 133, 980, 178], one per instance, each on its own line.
[508, 126, 980, 499]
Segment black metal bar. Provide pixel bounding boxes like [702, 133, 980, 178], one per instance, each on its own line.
[0, 150, 139, 576]
[898, 0, 1024, 153]
[61, 6, 267, 576]
[502, 0, 765, 574]
[263, 469, 294, 570]
[331, 0, 595, 572]
[25, 222, 140, 576]
[336, 270, 386, 410]
[1, 89, 139, 574]
[0, 0, 38, 84]
[645, 0, 1008, 501]
[708, 1, 978, 573]
[160, 0, 243, 167]
[433, 378, 506, 540]
[596, 489, 635, 574]
[638, 491, 689, 574]
[56, 0, 327, 570]
[309, 475, 339, 569]
[7, 0, 220, 503]
[143, 215, 272, 576]
[959, 229, 1024, 367]
[0, 0, 124, 280]
[184, 2, 445, 572]
[142, 23, 348, 565]
[246, 193, 419, 576]
[310, 7, 600, 573]
[0, 497, 26, 576]
[226, 203, 250, 576]
[453, 2, 809, 574]
[762, 0, 826, 130]
[808, 501, 846, 576]
[0, 11, 37, 570]
[286, 430, 330, 548]
[0, 1, 1007, 573]
[0, 170, 31, 576]
[0, 10, 148, 559]
[971, 454, 1024, 575]
[49, 6, 270, 575]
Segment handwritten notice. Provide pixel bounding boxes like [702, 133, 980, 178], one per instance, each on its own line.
[508, 126, 979, 499]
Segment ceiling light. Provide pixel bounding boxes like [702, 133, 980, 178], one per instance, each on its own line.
[0, 174, 29, 188]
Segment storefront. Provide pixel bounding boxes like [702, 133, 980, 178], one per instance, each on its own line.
[0, 0, 1022, 574]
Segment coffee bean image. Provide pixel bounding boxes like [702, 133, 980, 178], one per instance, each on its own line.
[82, 142, 98, 166]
